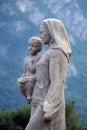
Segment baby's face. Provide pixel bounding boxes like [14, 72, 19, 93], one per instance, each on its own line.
[28, 43, 39, 55]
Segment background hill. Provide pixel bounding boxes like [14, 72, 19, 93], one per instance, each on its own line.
[0, 0, 87, 125]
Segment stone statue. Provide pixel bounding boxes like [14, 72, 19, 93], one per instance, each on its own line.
[17, 36, 43, 103]
[25, 18, 72, 130]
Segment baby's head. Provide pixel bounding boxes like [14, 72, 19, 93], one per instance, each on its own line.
[28, 36, 43, 55]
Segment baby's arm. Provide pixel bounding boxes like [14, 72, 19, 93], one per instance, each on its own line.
[26, 75, 36, 104]
[28, 58, 36, 74]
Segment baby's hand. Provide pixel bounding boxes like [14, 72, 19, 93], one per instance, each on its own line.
[27, 95, 32, 104]
[27, 99, 32, 104]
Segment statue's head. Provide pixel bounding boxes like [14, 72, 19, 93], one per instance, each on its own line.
[28, 36, 43, 55]
[40, 18, 72, 59]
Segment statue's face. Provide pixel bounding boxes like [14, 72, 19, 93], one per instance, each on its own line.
[28, 42, 39, 55]
[40, 23, 51, 44]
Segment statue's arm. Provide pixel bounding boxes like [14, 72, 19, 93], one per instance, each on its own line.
[43, 52, 62, 120]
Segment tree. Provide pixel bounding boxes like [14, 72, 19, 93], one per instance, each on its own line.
[66, 100, 80, 130]
[0, 101, 87, 130]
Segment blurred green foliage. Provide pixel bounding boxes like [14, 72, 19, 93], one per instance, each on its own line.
[0, 101, 87, 130]
[66, 101, 79, 130]
[0, 106, 31, 130]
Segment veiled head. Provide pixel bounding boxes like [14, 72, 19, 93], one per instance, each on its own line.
[40, 18, 72, 59]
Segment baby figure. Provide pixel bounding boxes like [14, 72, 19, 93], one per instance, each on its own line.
[17, 36, 43, 103]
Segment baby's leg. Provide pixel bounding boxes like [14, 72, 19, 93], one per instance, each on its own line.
[26, 79, 35, 96]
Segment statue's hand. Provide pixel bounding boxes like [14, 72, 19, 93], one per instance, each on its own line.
[43, 112, 52, 122]
[21, 77, 29, 82]
[27, 95, 32, 104]
[17, 81, 25, 87]
[27, 99, 32, 104]
[43, 101, 52, 122]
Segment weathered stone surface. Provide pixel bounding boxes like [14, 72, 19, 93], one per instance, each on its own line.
[23, 18, 71, 130]
[17, 36, 42, 103]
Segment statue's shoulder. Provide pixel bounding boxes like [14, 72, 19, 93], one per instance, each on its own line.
[24, 56, 30, 62]
[49, 48, 63, 59]
[49, 48, 58, 57]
